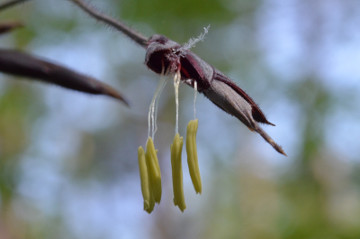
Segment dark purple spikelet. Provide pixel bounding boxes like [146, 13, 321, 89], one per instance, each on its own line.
[145, 35, 286, 156]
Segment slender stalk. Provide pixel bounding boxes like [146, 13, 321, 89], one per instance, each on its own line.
[0, 0, 30, 11]
[174, 71, 181, 134]
[70, 0, 148, 48]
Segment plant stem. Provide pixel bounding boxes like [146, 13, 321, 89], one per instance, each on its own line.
[70, 0, 148, 48]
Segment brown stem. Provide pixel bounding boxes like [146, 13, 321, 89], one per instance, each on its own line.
[254, 125, 287, 156]
[70, 0, 148, 48]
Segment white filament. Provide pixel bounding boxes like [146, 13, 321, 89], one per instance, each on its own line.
[153, 75, 167, 137]
[148, 70, 167, 139]
[193, 81, 197, 119]
[174, 71, 181, 134]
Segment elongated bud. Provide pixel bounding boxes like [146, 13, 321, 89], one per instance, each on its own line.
[138, 146, 155, 213]
[145, 137, 162, 204]
[186, 119, 202, 194]
[171, 133, 186, 212]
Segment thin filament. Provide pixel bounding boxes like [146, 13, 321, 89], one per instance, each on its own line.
[71, 0, 148, 47]
[148, 69, 167, 139]
[174, 71, 181, 134]
[193, 81, 197, 119]
[153, 74, 167, 137]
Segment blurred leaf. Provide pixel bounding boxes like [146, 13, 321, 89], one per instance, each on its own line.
[0, 49, 129, 105]
[0, 21, 22, 35]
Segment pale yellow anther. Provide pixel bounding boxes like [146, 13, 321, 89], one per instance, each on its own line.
[186, 119, 202, 194]
[138, 146, 155, 213]
[171, 133, 186, 212]
[145, 137, 162, 204]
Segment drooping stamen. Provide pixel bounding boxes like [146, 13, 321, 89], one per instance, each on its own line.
[145, 137, 162, 204]
[171, 133, 186, 212]
[138, 146, 155, 213]
[186, 119, 202, 194]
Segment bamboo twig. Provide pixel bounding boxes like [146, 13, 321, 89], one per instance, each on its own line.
[70, 0, 148, 48]
[0, 0, 149, 47]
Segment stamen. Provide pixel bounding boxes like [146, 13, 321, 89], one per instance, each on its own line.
[186, 119, 202, 194]
[171, 133, 186, 212]
[145, 137, 162, 204]
[138, 146, 155, 213]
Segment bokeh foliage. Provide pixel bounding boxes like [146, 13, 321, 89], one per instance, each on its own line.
[1, 0, 360, 238]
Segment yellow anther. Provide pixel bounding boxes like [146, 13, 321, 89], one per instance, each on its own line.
[186, 119, 202, 194]
[171, 133, 186, 212]
[138, 146, 155, 213]
[145, 137, 162, 204]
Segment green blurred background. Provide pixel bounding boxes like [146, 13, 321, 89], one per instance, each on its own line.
[1, 0, 360, 238]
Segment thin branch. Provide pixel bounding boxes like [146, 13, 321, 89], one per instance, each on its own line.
[0, 0, 30, 11]
[70, 0, 148, 48]
[1, 0, 149, 47]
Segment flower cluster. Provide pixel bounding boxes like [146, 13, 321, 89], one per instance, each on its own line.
[137, 72, 201, 213]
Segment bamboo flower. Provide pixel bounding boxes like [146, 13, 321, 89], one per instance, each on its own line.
[171, 133, 186, 212]
[186, 119, 202, 194]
